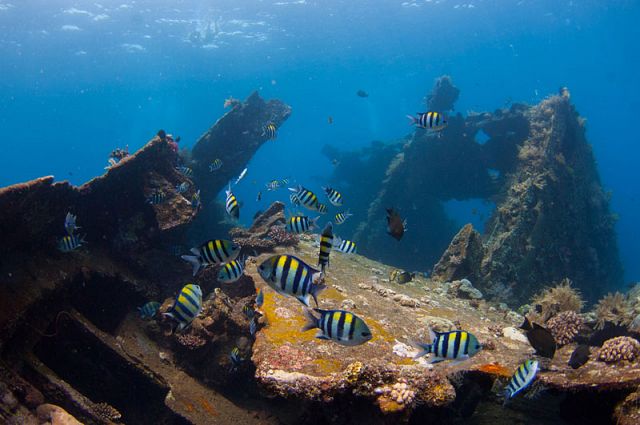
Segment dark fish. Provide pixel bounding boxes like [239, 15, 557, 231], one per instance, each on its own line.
[386, 208, 407, 241]
[520, 317, 556, 359]
[390, 269, 414, 284]
[328, 116, 333, 124]
[356, 89, 369, 98]
[318, 222, 334, 272]
[568, 345, 590, 369]
[256, 191, 262, 202]
[586, 322, 633, 346]
[157, 129, 167, 140]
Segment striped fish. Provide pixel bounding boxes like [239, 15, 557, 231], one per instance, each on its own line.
[407, 111, 448, 131]
[334, 210, 352, 225]
[229, 347, 242, 372]
[138, 301, 161, 319]
[190, 190, 201, 209]
[58, 234, 86, 252]
[249, 316, 258, 336]
[257, 255, 326, 307]
[147, 190, 166, 205]
[209, 158, 223, 172]
[262, 123, 277, 140]
[256, 288, 264, 309]
[176, 166, 194, 177]
[302, 308, 372, 346]
[290, 193, 301, 206]
[505, 360, 539, 400]
[286, 216, 319, 234]
[414, 329, 482, 364]
[315, 202, 328, 214]
[318, 222, 333, 272]
[334, 237, 356, 254]
[163, 284, 203, 332]
[323, 187, 343, 206]
[64, 212, 80, 236]
[176, 182, 190, 193]
[288, 185, 318, 210]
[218, 255, 246, 283]
[225, 185, 240, 219]
[243, 304, 255, 319]
[181, 239, 241, 276]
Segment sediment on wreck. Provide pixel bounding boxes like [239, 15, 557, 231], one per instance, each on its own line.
[324, 76, 622, 304]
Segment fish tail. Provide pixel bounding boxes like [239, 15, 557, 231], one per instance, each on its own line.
[413, 341, 432, 358]
[288, 185, 302, 193]
[309, 281, 327, 307]
[310, 216, 320, 230]
[301, 308, 319, 332]
[406, 114, 417, 125]
[181, 255, 202, 276]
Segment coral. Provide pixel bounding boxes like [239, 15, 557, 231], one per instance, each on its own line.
[267, 226, 299, 247]
[93, 402, 122, 422]
[175, 332, 208, 350]
[546, 310, 583, 346]
[529, 278, 584, 322]
[343, 361, 364, 385]
[597, 336, 640, 363]
[374, 382, 416, 413]
[614, 388, 640, 425]
[595, 292, 633, 329]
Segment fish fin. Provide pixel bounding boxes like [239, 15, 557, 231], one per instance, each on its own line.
[520, 316, 533, 331]
[315, 332, 330, 340]
[532, 322, 547, 330]
[406, 115, 417, 125]
[332, 235, 343, 248]
[288, 185, 302, 193]
[428, 357, 445, 364]
[412, 341, 432, 358]
[301, 308, 319, 332]
[309, 282, 327, 307]
[310, 216, 320, 230]
[181, 255, 202, 276]
[297, 294, 310, 307]
[449, 356, 469, 366]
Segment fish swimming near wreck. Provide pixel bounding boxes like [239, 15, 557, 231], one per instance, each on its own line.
[176, 166, 194, 178]
[225, 185, 240, 219]
[138, 301, 161, 319]
[286, 215, 319, 234]
[386, 208, 407, 241]
[356, 89, 369, 98]
[209, 158, 223, 172]
[504, 359, 539, 401]
[181, 239, 241, 276]
[315, 202, 328, 214]
[389, 269, 414, 284]
[568, 344, 590, 369]
[58, 234, 86, 253]
[147, 190, 167, 205]
[414, 329, 482, 364]
[64, 212, 80, 236]
[407, 111, 448, 131]
[520, 317, 556, 359]
[334, 237, 357, 254]
[289, 185, 318, 210]
[256, 288, 264, 309]
[190, 190, 201, 209]
[318, 222, 334, 272]
[163, 284, 203, 332]
[229, 347, 242, 372]
[334, 210, 352, 225]
[218, 255, 246, 283]
[176, 182, 190, 194]
[302, 308, 372, 346]
[262, 123, 277, 140]
[257, 254, 326, 307]
[323, 186, 343, 206]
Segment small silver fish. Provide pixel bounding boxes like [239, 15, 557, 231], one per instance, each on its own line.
[64, 212, 80, 236]
[235, 168, 248, 185]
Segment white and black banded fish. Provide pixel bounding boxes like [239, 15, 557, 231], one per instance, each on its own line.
[176, 166, 194, 177]
[181, 239, 241, 276]
[302, 308, 372, 346]
[218, 255, 246, 283]
[209, 158, 223, 172]
[190, 190, 201, 209]
[414, 329, 482, 364]
[225, 185, 240, 219]
[286, 216, 319, 234]
[288, 185, 318, 211]
[315, 202, 327, 214]
[334, 237, 356, 254]
[318, 222, 333, 272]
[176, 182, 190, 193]
[147, 190, 167, 205]
[64, 212, 80, 236]
[290, 193, 301, 206]
[163, 284, 203, 332]
[334, 210, 352, 225]
[323, 186, 343, 206]
[407, 111, 447, 131]
[58, 234, 86, 252]
[262, 123, 277, 140]
[257, 254, 326, 307]
[138, 301, 161, 319]
[505, 360, 539, 401]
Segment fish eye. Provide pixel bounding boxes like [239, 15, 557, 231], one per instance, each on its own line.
[361, 332, 371, 337]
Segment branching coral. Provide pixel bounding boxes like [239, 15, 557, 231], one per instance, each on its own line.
[175, 332, 208, 349]
[93, 402, 122, 422]
[597, 337, 640, 363]
[595, 292, 633, 330]
[267, 226, 299, 247]
[529, 278, 584, 322]
[546, 310, 583, 346]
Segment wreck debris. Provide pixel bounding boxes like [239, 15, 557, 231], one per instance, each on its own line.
[598, 336, 640, 363]
[229, 201, 291, 253]
[432, 224, 484, 284]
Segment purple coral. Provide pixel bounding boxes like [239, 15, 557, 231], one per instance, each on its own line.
[175, 332, 207, 350]
[598, 336, 640, 363]
[546, 311, 583, 346]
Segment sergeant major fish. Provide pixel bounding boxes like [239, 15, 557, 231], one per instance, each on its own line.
[138, 301, 161, 319]
[334, 210, 352, 225]
[176, 166, 194, 178]
[288, 185, 318, 211]
[286, 216, 320, 234]
[414, 329, 482, 364]
[256, 288, 264, 309]
[209, 158, 223, 172]
[225, 185, 240, 219]
[323, 186, 343, 206]
[407, 111, 448, 131]
[163, 284, 203, 332]
[190, 190, 201, 209]
[58, 234, 86, 253]
[64, 212, 80, 236]
[229, 347, 242, 372]
[181, 239, 241, 276]
[176, 182, 190, 194]
[262, 123, 277, 140]
[147, 190, 167, 205]
[315, 202, 328, 214]
[318, 222, 334, 272]
[333, 237, 356, 254]
[504, 359, 539, 401]
[302, 308, 372, 346]
[257, 254, 326, 307]
[218, 255, 246, 283]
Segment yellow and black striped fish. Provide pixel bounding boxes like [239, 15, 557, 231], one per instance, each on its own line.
[334, 237, 356, 254]
[176, 166, 194, 177]
[288, 185, 318, 211]
[218, 255, 246, 283]
[318, 222, 333, 272]
[286, 216, 319, 234]
[407, 111, 448, 131]
[257, 254, 326, 306]
[302, 308, 372, 346]
[163, 284, 203, 332]
[414, 329, 482, 364]
[262, 123, 277, 140]
[505, 360, 539, 400]
[334, 210, 352, 225]
[315, 202, 328, 214]
[323, 186, 343, 206]
[58, 234, 86, 252]
[181, 239, 241, 276]
[225, 185, 240, 219]
[209, 158, 223, 172]
[147, 190, 167, 205]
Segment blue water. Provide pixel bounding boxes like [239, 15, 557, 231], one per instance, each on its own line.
[0, 0, 638, 283]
